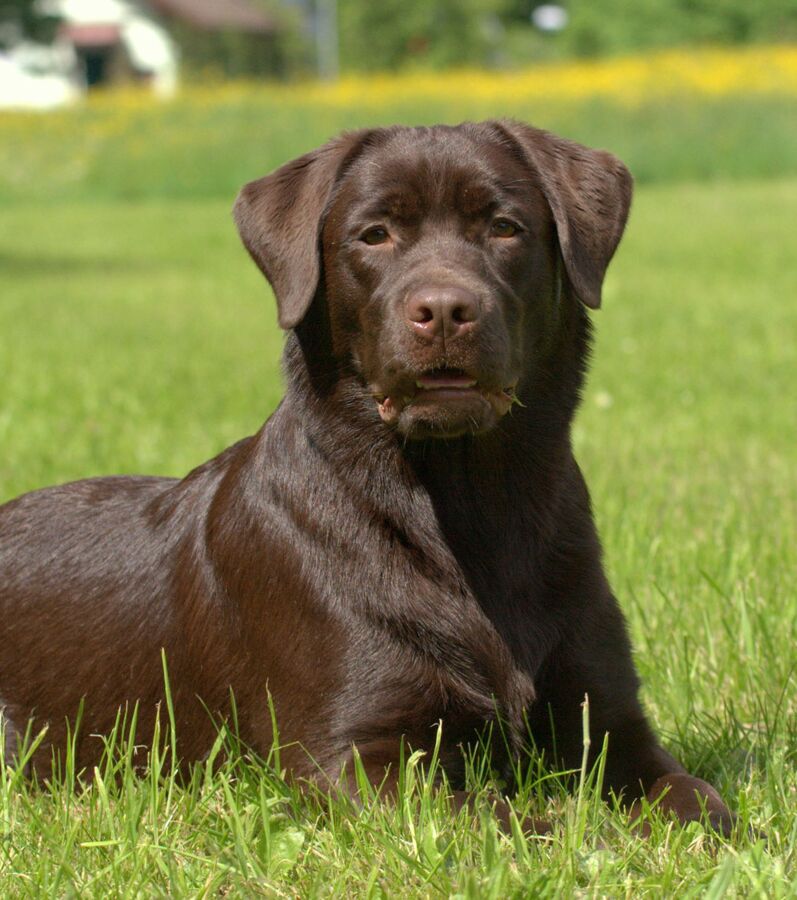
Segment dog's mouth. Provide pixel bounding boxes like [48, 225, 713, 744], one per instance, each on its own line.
[373, 367, 520, 434]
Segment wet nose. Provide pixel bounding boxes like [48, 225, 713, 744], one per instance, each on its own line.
[405, 285, 479, 340]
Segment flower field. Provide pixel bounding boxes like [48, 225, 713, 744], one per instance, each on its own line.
[1, 45, 796, 203]
[179, 43, 797, 107]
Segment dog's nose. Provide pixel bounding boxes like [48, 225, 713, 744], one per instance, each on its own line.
[405, 286, 479, 340]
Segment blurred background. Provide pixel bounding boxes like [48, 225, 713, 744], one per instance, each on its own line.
[1, 1, 796, 199]
[2, 1, 797, 194]
[3, 0, 797, 95]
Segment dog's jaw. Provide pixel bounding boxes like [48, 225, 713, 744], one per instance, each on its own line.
[373, 375, 520, 438]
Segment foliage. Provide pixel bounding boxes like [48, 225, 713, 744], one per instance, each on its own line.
[561, 0, 797, 58]
[338, 0, 507, 71]
[336, 0, 797, 70]
[330, 0, 797, 72]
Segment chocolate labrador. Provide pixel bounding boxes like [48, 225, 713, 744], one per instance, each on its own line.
[0, 121, 732, 833]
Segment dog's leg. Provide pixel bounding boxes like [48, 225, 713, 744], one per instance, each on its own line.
[586, 714, 736, 835]
[447, 789, 553, 836]
[334, 743, 551, 835]
[529, 614, 735, 835]
[631, 772, 735, 836]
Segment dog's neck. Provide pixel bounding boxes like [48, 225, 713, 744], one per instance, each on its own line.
[272, 306, 597, 644]
[281, 305, 588, 521]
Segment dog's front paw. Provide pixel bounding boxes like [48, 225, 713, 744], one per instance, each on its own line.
[644, 772, 736, 836]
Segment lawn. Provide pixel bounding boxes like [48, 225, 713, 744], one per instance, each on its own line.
[1, 51, 796, 895]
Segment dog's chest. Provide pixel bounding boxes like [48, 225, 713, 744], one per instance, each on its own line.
[334, 517, 548, 759]
[255, 427, 559, 758]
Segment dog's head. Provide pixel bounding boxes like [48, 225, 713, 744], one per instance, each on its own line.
[234, 121, 631, 440]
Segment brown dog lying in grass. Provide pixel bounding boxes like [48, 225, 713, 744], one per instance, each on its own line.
[0, 120, 733, 835]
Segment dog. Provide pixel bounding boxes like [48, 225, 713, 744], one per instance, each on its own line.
[0, 120, 733, 833]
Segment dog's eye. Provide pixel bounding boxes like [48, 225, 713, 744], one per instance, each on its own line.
[491, 219, 519, 238]
[361, 227, 390, 246]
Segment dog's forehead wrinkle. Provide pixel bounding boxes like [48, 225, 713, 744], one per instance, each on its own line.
[349, 175, 510, 232]
[348, 130, 515, 219]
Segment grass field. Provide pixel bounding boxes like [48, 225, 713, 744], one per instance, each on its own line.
[1, 48, 797, 895]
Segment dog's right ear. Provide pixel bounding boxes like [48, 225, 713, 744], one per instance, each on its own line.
[233, 130, 372, 330]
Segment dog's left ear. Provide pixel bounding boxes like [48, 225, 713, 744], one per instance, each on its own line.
[234, 130, 372, 329]
[493, 120, 633, 309]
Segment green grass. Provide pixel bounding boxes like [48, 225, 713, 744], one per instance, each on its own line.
[1, 93, 796, 205]
[1, 117, 796, 891]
